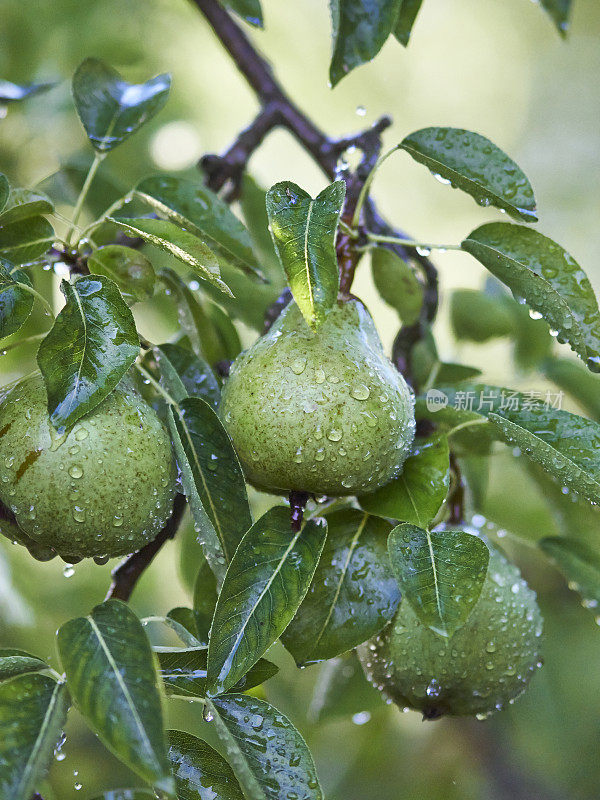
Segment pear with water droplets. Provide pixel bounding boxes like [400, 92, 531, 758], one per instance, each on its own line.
[357, 545, 543, 718]
[219, 297, 415, 496]
[0, 373, 177, 561]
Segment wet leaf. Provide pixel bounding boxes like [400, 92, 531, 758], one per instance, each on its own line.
[0, 673, 68, 800]
[540, 537, 599, 616]
[266, 181, 344, 329]
[72, 58, 171, 152]
[169, 729, 245, 800]
[359, 436, 450, 527]
[394, 0, 423, 45]
[400, 128, 537, 222]
[388, 524, 490, 637]
[0, 261, 34, 339]
[88, 245, 155, 304]
[462, 223, 600, 370]
[0, 648, 49, 683]
[88, 791, 156, 800]
[282, 510, 400, 665]
[206, 507, 326, 695]
[221, 0, 263, 27]
[0, 215, 54, 264]
[371, 247, 423, 325]
[166, 608, 207, 646]
[57, 600, 174, 794]
[540, 0, 572, 37]
[194, 560, 219, 641]
[206, 694, 323, 800]
[37, 274, 139, 430]
[155, 343, 220, 408]
[329, 0, 400, 86]
[0, 80, 55, 103]
[110, 217, 232, 297]
[0, 175, 8, 212]
[136, 175, 264, 282]
[167, 398, 251, 581]
[0, 188, 53, 226]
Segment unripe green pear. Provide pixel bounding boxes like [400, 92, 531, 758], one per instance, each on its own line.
[357, 545, 543, 718]
[219, 298, 415, 496]
[0, 373, 177, 561]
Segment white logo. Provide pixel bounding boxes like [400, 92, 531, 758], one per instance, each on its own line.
[426, 389, 448, 413]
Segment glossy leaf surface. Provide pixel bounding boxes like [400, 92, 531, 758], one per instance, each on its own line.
[0, 215, 54, 264]
[0, 80, 55, 103]
[155, 343, 220, 408]
[169, 729, 245, 800]
[88, 245, 155, 304]
[0, 648, 48, 682]
[0, 262, 34, 339]
[0, 188, 53, 226]
[540, 537, 600, 616]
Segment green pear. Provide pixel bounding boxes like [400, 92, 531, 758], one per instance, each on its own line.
[0, 373, 177, 561]
[219, 297, 415, 496]
[357, 545, 543, 718]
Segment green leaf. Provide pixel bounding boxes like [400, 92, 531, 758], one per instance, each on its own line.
[435, 362, 481, 384]
[221, 0, 263, 27]
[371, 247, 423, 325]
[394, 0, 423, 45]
[388, 524, 490, 637]
[0, 188, 54, 226]
[266, 181, 344, 329]
[540, 0, 572, 37]
[359, 436, 450, 526]
[329, 0, 400, 86]
[281, 510, 400, 665]
[540, 537, 599, 616]
[462, 223, 600, 370]
[450, 288, 514, 342]
[542, 356, 600, 420]
[0, 673, 69, 800]
[400, 128, 537, 222]
[88, 245, 155, 304]
[206, 507, 326, 695]
[167, 398, 251, 579]
[57, 600, 174, 794]
[110, 217, 232, 297]
[0, 174, 8, 212]
[0, 80, 55, 103]
[169, 729, 245, 800]
[0, 649, 49, 682]
[155, 343, 220, 408]
[207, 694, 323, 800]
[0, 261, 34, 339]
[37, 274, 139, 430]
[72, 58, 171, 152]
[136, 176, 264, 282]
[89, 791, 156, 800]
[308, 652, 383, 722]
[0, 215, 54, 264]
[193, 560, 219, 641]
[159, 649, 277, 698]
[166, 608, 207, 646]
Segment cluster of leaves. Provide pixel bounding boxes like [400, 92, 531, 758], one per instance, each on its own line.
[222, 0, 574, 85]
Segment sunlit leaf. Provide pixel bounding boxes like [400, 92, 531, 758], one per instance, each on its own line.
[57, 600, 174, 794]
[282, 510, 400, 664]
[88, 245, 155, 304]
[388, 524, 490, 637]
[169, 729, 245, 800]
[37, 274, 139, 430]
[266, 181, 344, 329]
[394, 0, 423, 45]
[206, 507, 326, 695]
[0, 215, 54, 264]
[72, 58, 171, 152]
[0, 261, 34, 339]
[400, 128, 537, 222]
[155, 343, 220, 408]
[371, 247, 423, 325]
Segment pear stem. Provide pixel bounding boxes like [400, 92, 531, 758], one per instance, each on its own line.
[289, 491, 310, 532]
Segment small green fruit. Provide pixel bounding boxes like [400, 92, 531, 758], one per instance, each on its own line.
[219, 298, 415, 496]
[357, 545, 543, 718]
[0, 373, 177, 561]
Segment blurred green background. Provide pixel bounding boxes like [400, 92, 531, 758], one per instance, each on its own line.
[1, 1, 599, 798]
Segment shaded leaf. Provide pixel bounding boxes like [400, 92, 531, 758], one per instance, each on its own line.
[166, 608, 207, 646]
[282, 510, 400, 665]
[0, 80, 55, 103]
[89, 791, 156, 800]
[111, 217, 231, 297]
[266, 181, 344, 328]
[136, 175, 264, 281]
[540, 537, 599, 616]
[371, 247, 423, 324]
[155, 343, 220, 408]
[167, 398, 251, 580]
[72, 58, 171, 152]
[400, 128, 537, 222]
[308, 652, 383, 723]
[329, 0, 400, 86]
[0, 175, 8, 212]
[359, 436, 450, 527]
[540, 0, 572, 37]
[0, 261, 34, 339]
[0, 215, 54, 264]
[88, 245, 155, 304]
[37, 274, 139, 430]
[388, 524, 490, 637]
[0, 188, 53, 226]
[56, 600, 174, 794]
[194, 559, 219, 640]
[207, 694, 323, 800]
[0, 648, 49, 682]
[169, 729, 245, 800]
[450, 288, 514, 342]
[206, 507, 326, 695]
[542, 356, 600, 420]
[462, 223, 600, 370]
[435, 362, 481, 384]
[158, 649, 277, 698]
[0, 674, 68, 800]
[394, 0, 423, 45]
[222, 0, 263, 27]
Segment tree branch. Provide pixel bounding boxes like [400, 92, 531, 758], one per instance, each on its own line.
[105, 494, 187, 602]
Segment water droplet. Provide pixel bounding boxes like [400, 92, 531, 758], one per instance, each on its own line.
[63, 564, 75, 578]
[327, 428, 342, 442]
[352, 710, 371, 725]
[350, 384, 370, 400]
[113, 514, 124, 527]
[314, 368, 326, 384]
[356, 105, 366, 116]
[290, 358, 307, 375]
[68, 465, 83, 479]
[72, 506, 85, 523]
[74, 428, 89, 441]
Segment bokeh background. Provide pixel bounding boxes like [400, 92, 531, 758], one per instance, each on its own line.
[1, 0, 599, 798]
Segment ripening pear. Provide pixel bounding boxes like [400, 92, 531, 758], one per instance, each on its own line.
[357, 545, 543, 718]
[219, 298, 415, 496]
[0, 373, 177, 562]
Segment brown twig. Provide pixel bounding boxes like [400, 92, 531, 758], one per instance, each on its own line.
[105, 494, 187, 602]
